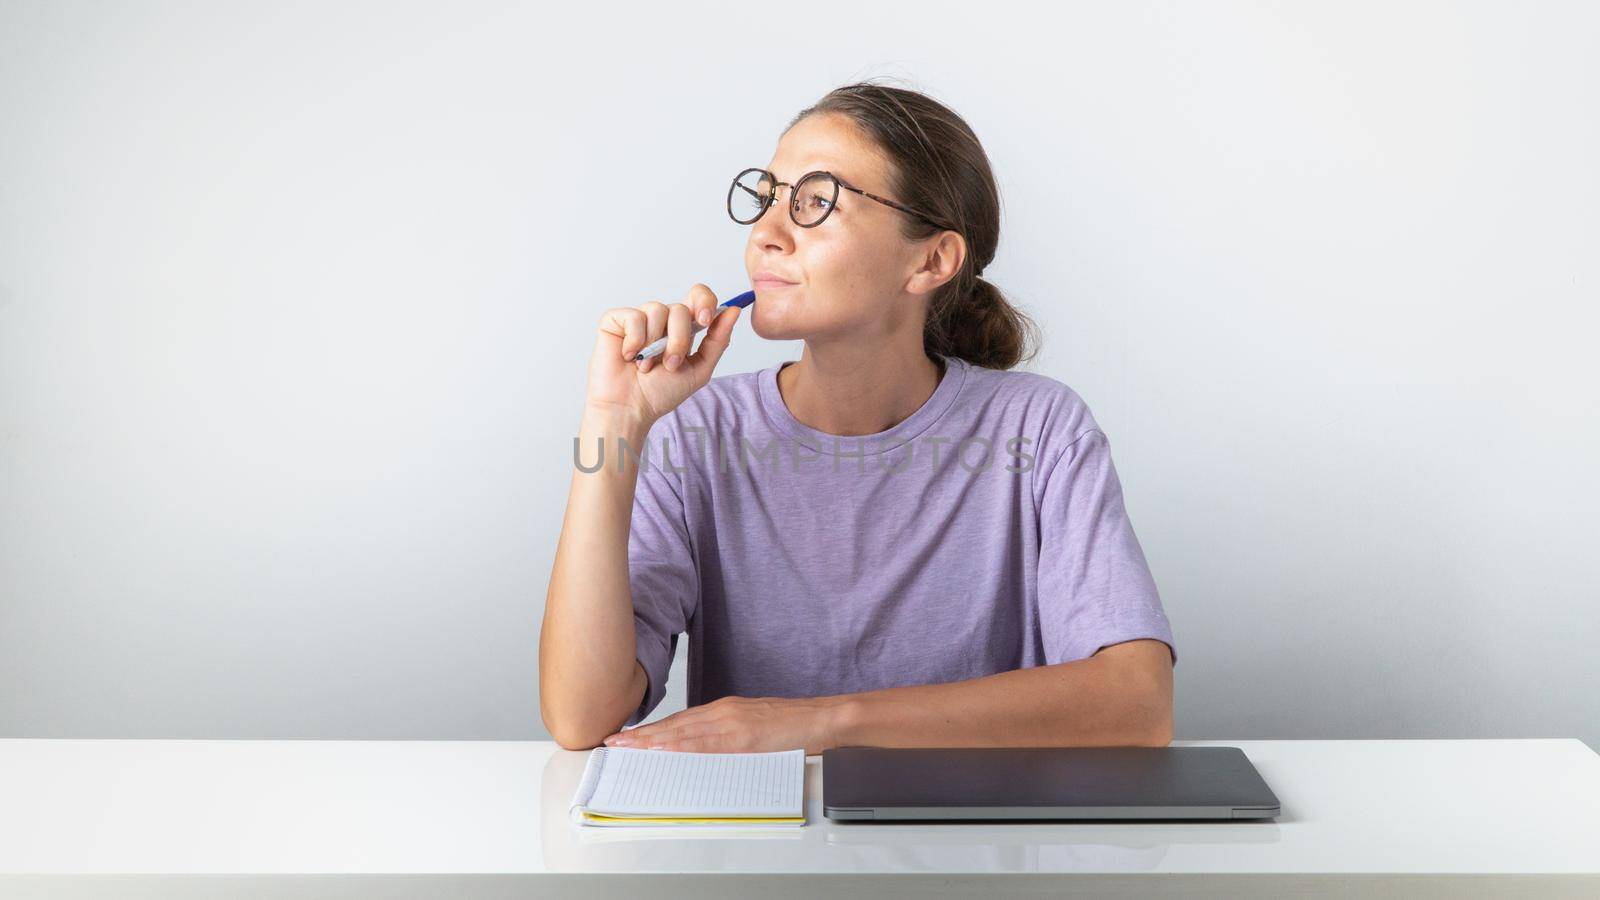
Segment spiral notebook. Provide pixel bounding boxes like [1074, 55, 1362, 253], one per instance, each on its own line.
[568, 746, 806, 827]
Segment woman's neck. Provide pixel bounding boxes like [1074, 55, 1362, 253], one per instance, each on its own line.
[776, 343, 946, 437]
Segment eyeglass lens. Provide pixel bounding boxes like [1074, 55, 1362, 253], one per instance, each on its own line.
[729, 168, 839, 227]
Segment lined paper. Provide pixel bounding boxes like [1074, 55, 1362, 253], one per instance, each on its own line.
[571, 747, 805, 822]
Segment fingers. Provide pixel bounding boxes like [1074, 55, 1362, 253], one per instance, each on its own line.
[641, 724, 705, 748]
[614, 723, 717, 750]
[640, 301, 669, 359]
[604, 706, 707, 746]
[599, 285, 734, 376]
[663, 284, 721, 372]
[688, 305, 740, 371]
[625, 708, 696, 738]
[602, 307, 648, 360]
[685, 283, 719, 329]
[662, 303, 695, 371]
[607, 301, 666, 370]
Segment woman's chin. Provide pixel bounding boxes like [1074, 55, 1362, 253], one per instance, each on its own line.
[750, 300, 867, 344]
[749, 304, 811, 342]
[750, 319, 802, 342]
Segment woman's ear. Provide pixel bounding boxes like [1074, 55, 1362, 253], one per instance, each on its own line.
[904, 230, 967, 297]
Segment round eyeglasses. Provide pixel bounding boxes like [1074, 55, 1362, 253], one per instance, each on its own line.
[727, 167, 955, 232]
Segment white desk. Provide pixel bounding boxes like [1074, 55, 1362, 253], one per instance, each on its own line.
[1, 738, 1595, 898]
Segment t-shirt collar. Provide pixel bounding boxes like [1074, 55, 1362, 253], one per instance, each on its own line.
[757, 354, 969, 456]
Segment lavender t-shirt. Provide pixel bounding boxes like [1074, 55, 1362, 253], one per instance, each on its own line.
[621, 353, 1176, 727]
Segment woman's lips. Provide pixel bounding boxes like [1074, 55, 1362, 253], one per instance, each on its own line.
[754, 279, 798, 288]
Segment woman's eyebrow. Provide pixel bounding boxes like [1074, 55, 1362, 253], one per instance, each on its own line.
[769, 165, 859, 185]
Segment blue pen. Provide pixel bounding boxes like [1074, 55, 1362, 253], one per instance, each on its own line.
[631, 289, 757, 362]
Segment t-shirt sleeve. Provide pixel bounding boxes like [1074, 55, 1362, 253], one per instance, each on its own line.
[624, 419, 701, 726]
[1035, 427, 1177, 667]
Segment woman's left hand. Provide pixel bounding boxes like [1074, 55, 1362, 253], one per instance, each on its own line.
[601, 695, 848, 755]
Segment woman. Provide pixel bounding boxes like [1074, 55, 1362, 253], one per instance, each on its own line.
[541, 82, 1176, 754]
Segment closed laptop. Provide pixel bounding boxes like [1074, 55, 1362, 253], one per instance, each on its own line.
[823, 746, 1281, 821]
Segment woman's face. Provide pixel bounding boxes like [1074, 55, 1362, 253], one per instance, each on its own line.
[743, 113, 927, 345]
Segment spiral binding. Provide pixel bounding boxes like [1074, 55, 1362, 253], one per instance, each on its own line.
[571, 746, 609, 812]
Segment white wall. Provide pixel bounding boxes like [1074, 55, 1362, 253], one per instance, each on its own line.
[2, 0, 1595, 746]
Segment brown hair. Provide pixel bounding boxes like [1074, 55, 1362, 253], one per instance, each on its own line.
[786, 79, 1039, 370]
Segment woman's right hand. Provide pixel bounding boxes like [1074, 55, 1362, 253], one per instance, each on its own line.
[584, 283, 742, 427]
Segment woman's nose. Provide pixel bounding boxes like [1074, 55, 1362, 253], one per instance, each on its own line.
[750, 193, 796, 247]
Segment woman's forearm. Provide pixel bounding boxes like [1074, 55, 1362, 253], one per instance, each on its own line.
[539, 406, 655, 748]
[827, 644, 1173, 749]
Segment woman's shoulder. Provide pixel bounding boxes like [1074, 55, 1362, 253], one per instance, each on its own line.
[956, 357, 1104, 446]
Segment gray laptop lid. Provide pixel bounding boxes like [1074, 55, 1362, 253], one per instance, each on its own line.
[823, 746, 1280, 821]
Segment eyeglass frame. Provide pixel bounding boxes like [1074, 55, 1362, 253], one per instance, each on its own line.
[728, 166, 956, 233]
